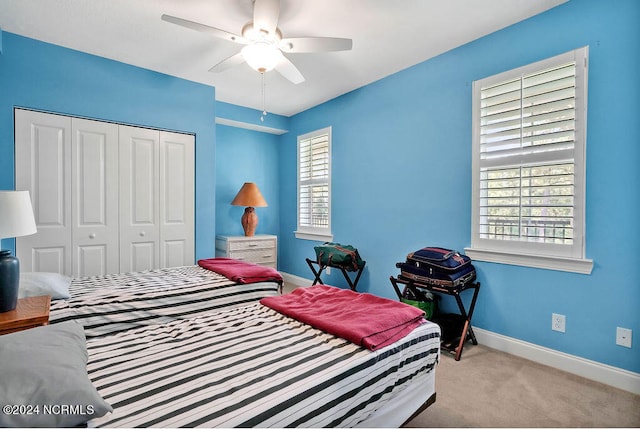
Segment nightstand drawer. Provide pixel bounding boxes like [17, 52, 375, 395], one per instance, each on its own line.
[232, 248, 276, 264]
[229, 239, 275, 252]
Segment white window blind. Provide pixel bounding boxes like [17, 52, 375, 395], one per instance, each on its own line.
[296, 127, 332, 241]
[468, 47, 592, 273]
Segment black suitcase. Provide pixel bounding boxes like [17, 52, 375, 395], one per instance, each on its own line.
[396, 247, 476, 288]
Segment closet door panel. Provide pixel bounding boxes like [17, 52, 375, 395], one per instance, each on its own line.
[72, 118, 119, 277]
[131, 242, 156, 271]
[15, 109, 72, 275]
[33, 248, 67, 274]
[159, 131, 195, 267]
[119, 126, 160, 272]
[77, 245, 108, 275]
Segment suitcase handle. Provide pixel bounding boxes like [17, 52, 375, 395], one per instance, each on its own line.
[410, 248, 456, 262]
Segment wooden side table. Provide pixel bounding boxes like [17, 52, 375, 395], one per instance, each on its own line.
[0, 295, 51, 335]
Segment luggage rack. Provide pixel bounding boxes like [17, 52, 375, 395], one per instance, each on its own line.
[306, 258, 366, 291]
[390, 275, 480, 361]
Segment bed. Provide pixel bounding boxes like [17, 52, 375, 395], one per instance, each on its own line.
[49, 264, 282, 338]
[1, 261, 439, 428]
[85, 300, 439, 427]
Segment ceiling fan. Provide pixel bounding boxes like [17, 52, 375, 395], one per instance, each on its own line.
[161, 0, 353, 84]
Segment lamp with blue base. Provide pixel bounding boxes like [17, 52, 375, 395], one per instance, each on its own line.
[0, 191, 37, 312]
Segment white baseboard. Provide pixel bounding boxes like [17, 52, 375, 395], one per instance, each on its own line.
[473, 327, 640, 395]
[278, 271, 640, 395]
[280, 271, 313, 289]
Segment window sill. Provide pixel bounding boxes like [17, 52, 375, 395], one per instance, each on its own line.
[294, 230, 333, 242]
[464, 247, 593, 274]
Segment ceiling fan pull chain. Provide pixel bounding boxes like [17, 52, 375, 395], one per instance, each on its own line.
[260, 72, 268, 122]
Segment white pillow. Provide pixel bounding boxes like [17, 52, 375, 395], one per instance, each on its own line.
[19, 272, 71, 300]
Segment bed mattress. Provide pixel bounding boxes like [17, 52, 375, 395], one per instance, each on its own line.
[86, 302, 440, 428]
[49, 265, 280, 338]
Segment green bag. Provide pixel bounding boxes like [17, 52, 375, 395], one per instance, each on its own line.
[401, 298, 436, 320]
[314, 242, 365, 271]
[401, 287, 437, 319]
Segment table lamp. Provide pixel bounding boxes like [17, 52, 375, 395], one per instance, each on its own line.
[0, 191, 37, 312]
[231, 182, 268, 236]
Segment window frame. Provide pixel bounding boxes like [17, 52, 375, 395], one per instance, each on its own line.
[295, 127, 333, 242]
[466, 47, 593, 274]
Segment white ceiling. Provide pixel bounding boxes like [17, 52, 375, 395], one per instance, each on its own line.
[0, 0, 566, 117]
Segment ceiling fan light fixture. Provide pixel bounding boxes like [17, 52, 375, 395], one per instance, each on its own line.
[241, 42, 282, 73]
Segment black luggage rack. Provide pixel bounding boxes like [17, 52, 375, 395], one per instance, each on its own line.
[390, 275, 480, 361]
[306, 258, 366, 291]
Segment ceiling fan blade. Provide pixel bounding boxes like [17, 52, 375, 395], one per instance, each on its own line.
[253, 0, 280, 35]
[209, 52, 245, 73]
[274, 56, 305, 84]
[280, 37, 353, 53]
[161, 14, 248, 44]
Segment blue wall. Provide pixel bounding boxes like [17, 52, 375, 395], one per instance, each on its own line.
[0, 33, 217, 259]
[277, 0, 639, 372]
[215, 124, 280, 238]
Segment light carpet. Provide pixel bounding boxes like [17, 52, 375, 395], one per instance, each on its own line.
[404, 343, 640, 428]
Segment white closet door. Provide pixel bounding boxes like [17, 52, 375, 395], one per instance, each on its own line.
[119, 125, 160, 272]
[15, 110, 72, 275]
[159, 131, 195, 268]
[16, 110, 195, 276]
[71, 118, 119, 277]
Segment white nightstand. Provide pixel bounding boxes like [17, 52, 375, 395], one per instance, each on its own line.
[215, 235, 277, 269]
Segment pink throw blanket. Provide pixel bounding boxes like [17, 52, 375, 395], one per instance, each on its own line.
[198, 258, 283, 285]
[260, 285, 425, 350]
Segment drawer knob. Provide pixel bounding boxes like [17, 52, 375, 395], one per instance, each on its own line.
[89, 233, 96, 239]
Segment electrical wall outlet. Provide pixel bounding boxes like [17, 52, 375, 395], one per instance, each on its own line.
[616, 327, 632, 348]
[552, 313, 566, 333]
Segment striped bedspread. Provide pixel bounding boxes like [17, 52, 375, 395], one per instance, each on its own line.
[86, 303, 440, 428]
[49, 265, 280, 338]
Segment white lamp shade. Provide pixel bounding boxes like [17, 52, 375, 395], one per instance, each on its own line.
[0, 191, 37, 239]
